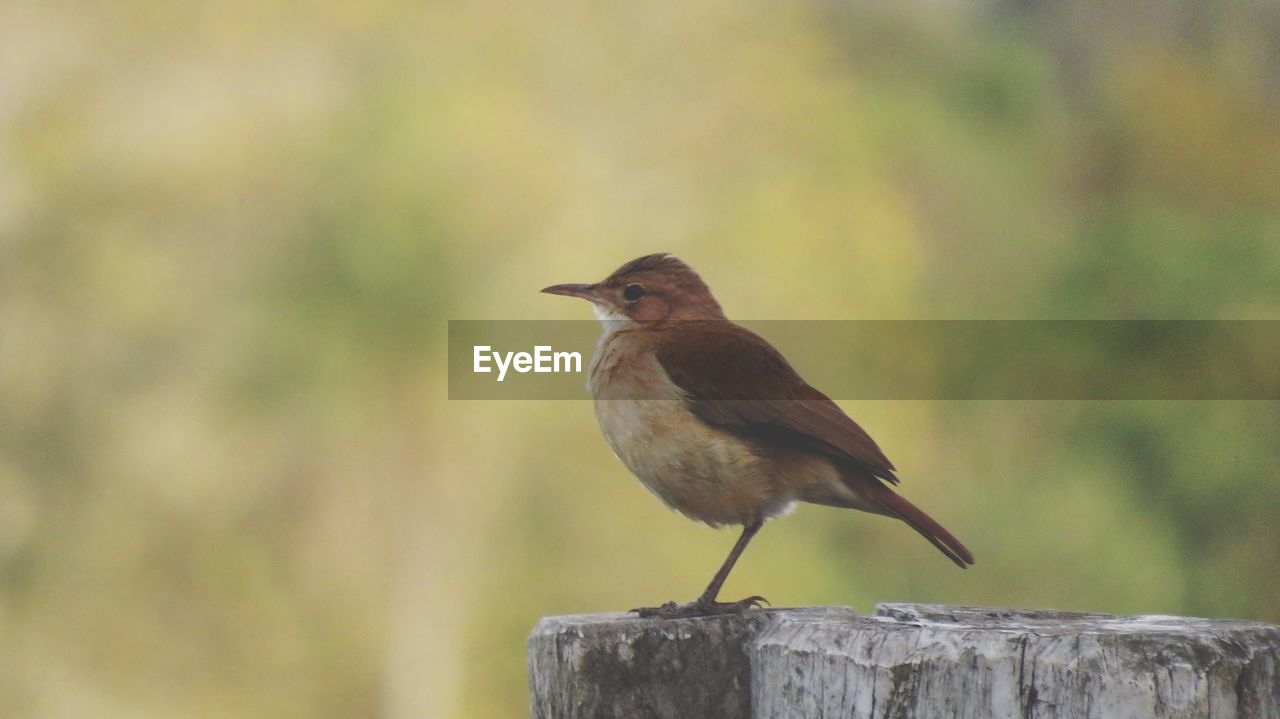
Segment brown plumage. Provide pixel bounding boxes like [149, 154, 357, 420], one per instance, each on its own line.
[542, 253, 973, 618]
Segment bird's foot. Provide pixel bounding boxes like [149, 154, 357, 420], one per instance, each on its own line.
[631, 595, 769, 619]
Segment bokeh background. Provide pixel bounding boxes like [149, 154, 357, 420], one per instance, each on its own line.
[3, 1, 1279, 717]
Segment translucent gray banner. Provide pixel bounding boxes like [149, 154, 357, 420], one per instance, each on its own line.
[448, 320, 1280, 400]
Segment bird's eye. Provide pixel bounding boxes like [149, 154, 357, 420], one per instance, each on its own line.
[623, 284, 645, 302]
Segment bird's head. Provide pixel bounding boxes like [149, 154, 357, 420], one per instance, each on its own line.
[541, 253, 727, 323]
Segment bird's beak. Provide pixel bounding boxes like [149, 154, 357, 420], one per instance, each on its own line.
[540, 283, 603, 302]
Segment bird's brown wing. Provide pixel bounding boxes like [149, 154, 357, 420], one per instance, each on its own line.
[652, 322, 899, 484]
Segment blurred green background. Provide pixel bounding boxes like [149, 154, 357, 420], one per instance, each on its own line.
[2, 1, 1279, 717]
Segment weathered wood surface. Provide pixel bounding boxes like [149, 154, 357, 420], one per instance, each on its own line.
[528, 603, 1280, 719]
[756, 604, 1280, 719]
[527, 608, 855, 719]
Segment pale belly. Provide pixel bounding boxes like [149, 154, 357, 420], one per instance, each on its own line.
[593, 398, 793, 526]
[588, 334, 795, 526]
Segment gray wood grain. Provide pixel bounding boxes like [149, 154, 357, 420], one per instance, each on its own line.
[755, 604, 1280, 719]
[528, 608, 854, 719]
[528, 604, 1280, 719]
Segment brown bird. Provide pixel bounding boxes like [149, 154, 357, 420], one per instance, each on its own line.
[542, 254, 973, 618]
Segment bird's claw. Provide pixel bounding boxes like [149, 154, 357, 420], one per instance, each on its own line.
[631, 595, 769, 619]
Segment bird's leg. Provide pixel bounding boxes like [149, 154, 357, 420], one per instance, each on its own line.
[633, 519, 768, 619]
[694, 519, 764, 606]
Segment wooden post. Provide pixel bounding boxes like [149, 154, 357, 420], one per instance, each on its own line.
[528, 603, 1280, 718]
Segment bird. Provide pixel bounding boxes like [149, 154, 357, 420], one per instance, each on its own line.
[542, 253, 973, 618]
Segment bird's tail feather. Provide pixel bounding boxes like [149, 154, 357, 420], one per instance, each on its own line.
[870, 487, 974, 568]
